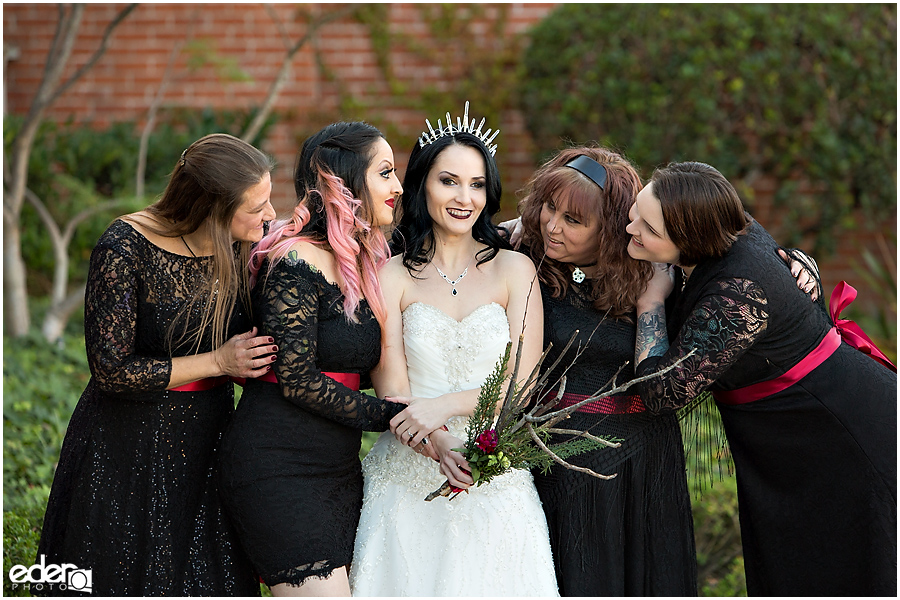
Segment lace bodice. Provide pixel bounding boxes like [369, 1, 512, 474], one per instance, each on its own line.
[253, 254, 400, 431]
[402, 302, 510, 399]
[362, 302, 522, 490]
[84, 219, 251, 395]
[636, 221, 833, 413]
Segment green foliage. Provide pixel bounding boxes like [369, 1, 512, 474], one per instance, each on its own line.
[6, 107, 277, 296]
[3, 319, 87, 514]
[3, 505, 44, 597]
[520, 3, 897, 254]
[690, 477, 747, 596]
[683, 402, 746, 596]
[849, 231, 897, 361]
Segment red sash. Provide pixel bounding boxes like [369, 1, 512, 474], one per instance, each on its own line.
[551, 392, 646, 414]
[258, 369, 361, 391]
[170, 375, 230, 392]
[829, 281, 896, 372]
[714, 281, 896, 405]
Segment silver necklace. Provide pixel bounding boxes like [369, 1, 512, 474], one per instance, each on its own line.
[433, 259, 472, 297]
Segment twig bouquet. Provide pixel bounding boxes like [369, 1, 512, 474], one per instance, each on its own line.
[425, 330, 694, 501]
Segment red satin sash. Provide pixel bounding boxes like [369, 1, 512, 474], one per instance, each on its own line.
[170, 375, 230, 392]
[714, 281, 896, 405]
[829, 281, 896, 372]
[257, 369, 361, 391]
[551, 392, 646, 414]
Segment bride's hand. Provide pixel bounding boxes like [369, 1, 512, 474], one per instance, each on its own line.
[389, 396, 456, 447]
[432, 432, 474, 489]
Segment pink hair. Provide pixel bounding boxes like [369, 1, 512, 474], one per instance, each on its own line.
[249, 171, 389, 325]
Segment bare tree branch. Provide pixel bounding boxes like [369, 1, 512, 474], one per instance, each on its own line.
[545, 428, 622, 449]
[51, 4, 138, 103]
[136, 35, 188, 197]
[241, 5, 355, 142]
[526, 422, 616, 480]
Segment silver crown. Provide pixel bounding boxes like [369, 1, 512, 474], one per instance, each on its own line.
[417, 101, 500, 156]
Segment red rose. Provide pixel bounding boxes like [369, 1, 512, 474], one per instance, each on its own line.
[475, 429, 499, 453]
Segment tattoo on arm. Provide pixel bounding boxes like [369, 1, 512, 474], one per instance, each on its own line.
[635, 303, 669, 366]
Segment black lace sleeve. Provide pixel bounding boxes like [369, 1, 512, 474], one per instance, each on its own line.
[258, 257, 402, 431]
[85, 242, 172, 394]
[636, 278, 769, 413]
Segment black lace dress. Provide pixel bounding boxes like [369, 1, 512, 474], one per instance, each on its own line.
[218, 255, 403, 587]
[532, 280, 697, 596]
[636, 221, 897, 596]
[37, 219, 260, 596]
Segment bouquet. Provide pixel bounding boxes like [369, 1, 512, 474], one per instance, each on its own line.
[425, 329, 695, 501]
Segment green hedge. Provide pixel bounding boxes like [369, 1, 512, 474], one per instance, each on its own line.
[520, 3, 896, 253]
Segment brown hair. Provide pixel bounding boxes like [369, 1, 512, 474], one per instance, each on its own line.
[650, 161, 750, 266]
[518, 146, 653, 319]
[124, 133, 275, 352]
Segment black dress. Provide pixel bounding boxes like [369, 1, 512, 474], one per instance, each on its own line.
[636, 220, 897, 596]
[37, 220, 260, 596]
[532, 280, 698, 597]
[218, 256, 403, 587]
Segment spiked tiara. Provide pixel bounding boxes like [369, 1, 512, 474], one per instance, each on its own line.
[417, 101, 500, 156]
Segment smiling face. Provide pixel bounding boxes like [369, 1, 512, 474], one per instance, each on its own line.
[365, 137, 403, 227]
[540, 193, 601, 267]
[424, 143, 487, 238]
[230, 171, 276, 243]
[626, 182, 681, 264]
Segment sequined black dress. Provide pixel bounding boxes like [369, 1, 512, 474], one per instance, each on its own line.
[636, 221, 897, 596]
[532, 280, 697, 596]
[218, 256, 403, 587]
[37, 220, 260, 596]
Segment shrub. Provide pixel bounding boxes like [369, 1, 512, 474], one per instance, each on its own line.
[3, 506, 44, 597]
[520, 4, 896, 254]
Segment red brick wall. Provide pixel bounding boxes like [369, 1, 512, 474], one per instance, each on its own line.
[5, 3, 896, 320]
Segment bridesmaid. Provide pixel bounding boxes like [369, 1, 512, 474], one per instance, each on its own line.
[628, 161, 896, 595]
[38, 133, 277, 596]
[217, 122, 406, 596]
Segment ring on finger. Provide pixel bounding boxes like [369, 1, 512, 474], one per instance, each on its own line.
[408, 431, 415, 439]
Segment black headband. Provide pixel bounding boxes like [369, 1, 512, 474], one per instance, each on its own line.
[565, 155, 607, 190]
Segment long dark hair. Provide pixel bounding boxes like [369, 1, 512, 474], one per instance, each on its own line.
[124, 133, 274, 352]
[250, 122, 390, 323]
[390, 133, 510, 272]
[518, 145, 653, 319]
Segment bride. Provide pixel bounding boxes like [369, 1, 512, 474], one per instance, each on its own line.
[349, 105, 558, 596]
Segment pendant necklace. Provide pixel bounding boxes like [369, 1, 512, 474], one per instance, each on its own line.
[571, 262, 597, 284]
[433, 257, 473, 297]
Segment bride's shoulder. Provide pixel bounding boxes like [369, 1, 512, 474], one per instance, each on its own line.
[494, 248, 537, 277]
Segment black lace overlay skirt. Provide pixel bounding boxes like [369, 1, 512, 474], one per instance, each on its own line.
[218, 379, 365, 586]
[533, 410, 697, 597]
[38, 380, 260, 596]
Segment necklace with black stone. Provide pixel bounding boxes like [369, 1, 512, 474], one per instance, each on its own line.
[432, 256, 474, 297]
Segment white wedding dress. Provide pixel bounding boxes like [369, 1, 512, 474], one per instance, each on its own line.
[349, 302, 558, 597]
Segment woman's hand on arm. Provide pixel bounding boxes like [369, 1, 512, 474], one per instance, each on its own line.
[389, 391, 475, 447]
[431, 430, 474, 489]
[166, 327, 277, 389]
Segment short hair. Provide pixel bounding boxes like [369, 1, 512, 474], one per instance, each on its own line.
[650, 161, 750, 265]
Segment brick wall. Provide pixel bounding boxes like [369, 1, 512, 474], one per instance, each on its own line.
[4, 3, 895, 318]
